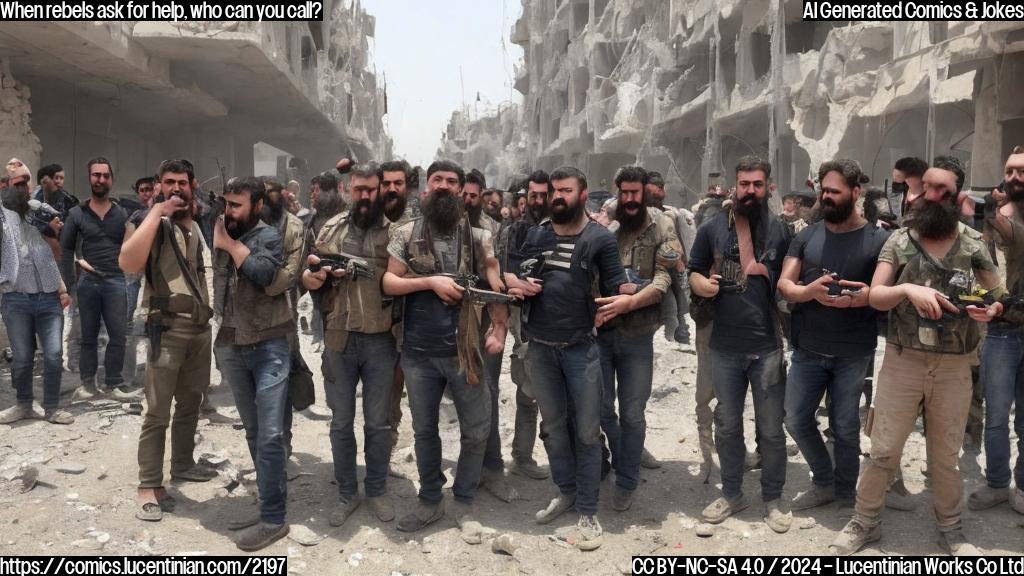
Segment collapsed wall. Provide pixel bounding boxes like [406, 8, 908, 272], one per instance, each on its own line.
[441, 0, 1024, 208]
[0, 59, 41, 170]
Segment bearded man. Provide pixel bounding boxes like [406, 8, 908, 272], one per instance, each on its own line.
[831, 156, 1005, 556]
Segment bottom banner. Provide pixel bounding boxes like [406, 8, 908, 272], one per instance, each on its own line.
[630, 556, 1024, 576]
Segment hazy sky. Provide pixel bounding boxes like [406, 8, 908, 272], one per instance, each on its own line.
[361, 0, 523, 167]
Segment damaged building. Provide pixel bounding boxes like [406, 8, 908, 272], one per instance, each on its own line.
[441, 0, 1024, 208]
[0, 5, 389, 202]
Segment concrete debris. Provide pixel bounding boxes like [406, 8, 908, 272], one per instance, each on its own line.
[55, 462, 86, 475]
[288, 525, 326, 547]
[650, 385, 680, 401]
[695, 523, 714, 538]
[491, 533, 520, 556]
[346, 553, 364, 568]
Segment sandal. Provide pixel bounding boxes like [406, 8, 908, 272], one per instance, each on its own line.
[701, 495, 749, 524]
[136, 502, 163, 522]
[171, 465, 217, 482]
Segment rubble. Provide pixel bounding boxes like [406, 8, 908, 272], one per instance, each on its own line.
[55, 462, 86, 475]
[287, 525, 325, 547]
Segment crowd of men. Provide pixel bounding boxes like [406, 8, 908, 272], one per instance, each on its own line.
[0, 146, 1023, 556]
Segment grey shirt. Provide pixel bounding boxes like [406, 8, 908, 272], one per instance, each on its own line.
[0, 206, 63, 294]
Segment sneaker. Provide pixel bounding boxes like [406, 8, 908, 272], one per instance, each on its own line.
[44, 409, 74, 425]
[71, 382, 99, 403]
[674, 325, 691, 345]
[557, 514, 603, 551]
[640, 448, 662, 469]
[764, 498, 792, 533]
[396, 499, 444, 533]
[829, 517, 881, 555]
[509, 458, 550, 480]
[480, 468, 518, 503]
[885, 479, 918, 511]
[536, 492, 576, 524]
[235, 522, 289, 551]
[366, 495, 395, 522]
[328, 494, 362, 527]
[451, 500, 493, 544]
[792, 484, 835, 511]
[109, 387, 143, 401]
[701, 494, 749, 524]
[0, 402, 41, 424]
[968, 485, 1009, 511]
[1012, 488, 1024, 515]
[612, 486, 634, 511]
[938, 527, 981, 556]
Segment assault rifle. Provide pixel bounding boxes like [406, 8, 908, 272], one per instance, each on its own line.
[309, 252, 375, 284]
[437, 273, 518, 306]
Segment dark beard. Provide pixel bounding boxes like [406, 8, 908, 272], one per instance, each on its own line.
[352, 197, 384, 229]
[422, 191, 462, 234]
[484, 205, 502, 222]
[734, 195, 763, 222]
[384, 192, 408, 222]
[821, 197, 854, 224]
[465, 204, 482, 227]
[315, 191, 344, 219]
[907, 196, 959, 239]
[170, 193, 191, 222]
[549, 198, 582, 225]
[225, 213, 259, 240]
[647, 197, 664, 209]
[527, 204, 548, 223]
[1007, 179, 1024, 203]
[261, 199, 285, 225]
[2, 184, 31, 215]
[615, 201, 646, 231]
[92, 184, 110, 198]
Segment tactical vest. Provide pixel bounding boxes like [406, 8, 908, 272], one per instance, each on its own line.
[144, 218, 211, 328]
[888, 229, 986, 355]
[605, 209, 669, 334]
[315, 213, 393, 352]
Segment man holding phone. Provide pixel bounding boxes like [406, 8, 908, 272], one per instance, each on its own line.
[778, 159, 889, 511]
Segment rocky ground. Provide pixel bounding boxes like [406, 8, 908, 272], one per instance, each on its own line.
[2, 311, 1024, 574]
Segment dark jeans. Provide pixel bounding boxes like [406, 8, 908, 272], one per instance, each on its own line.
[482, 347, 505, 471]
[401, 351, 490, 504]
[784, 348, 871, 499]
[981, 326, 1024, 489]
[711, 348, 786, 501]
[77, 273, 128, 387]
[125, 278, 142, 383]
[598, 329, 654, 491]
[216, 337, 290, 525]
[1, 292, 64, 410]
[528, 338, 603, 516]
[323, 332, 397, 499]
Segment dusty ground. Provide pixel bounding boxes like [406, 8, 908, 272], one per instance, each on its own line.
[2, 309, 1023, 574]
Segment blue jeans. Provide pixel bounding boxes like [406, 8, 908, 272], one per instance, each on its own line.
[76, 273, 128, 387]
[981, 326, 1024, 489]
[1, 292, 64, 410]
[712, 348, 786, 501]
[784, 348, 871, 499]
[598, 329, 654, 491]
[401, 351, 490, 504]
[323, 332, 397, 499]
[216, 337, 290, 524]
[528, 338, 603, 516]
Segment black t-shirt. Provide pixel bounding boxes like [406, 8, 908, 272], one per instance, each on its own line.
[788, 221, 890, 357]
[522, 220, 626, 344]
[402, 231, 463, 357]
[687, 211, 791, 355]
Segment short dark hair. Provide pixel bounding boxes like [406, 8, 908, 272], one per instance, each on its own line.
[647, 170, 666, 190]
[894, 157, 927, 179]
[482, 188, 503, 203]
[38, 163, 63, 182]
[263, 177, 284, 194]
[818, 159, 868, 191]
[426, 160, 466, 186]
[379, 160, 410, 180]
[310, 175, 320, 187]
[465, 169, 487, 190]
[932, 155, 966, 193]
[735, 156, 771, 179]
[349, 162, 380, 181]
[614, 165, 648, 189]
[134, 176, 155, 191]
[226, 176, 265, 207]
[317, 172, 338, 194]
[158, 159, 195, 183]
[549, 166, 588, 192]
[87, 157, 114, 178]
